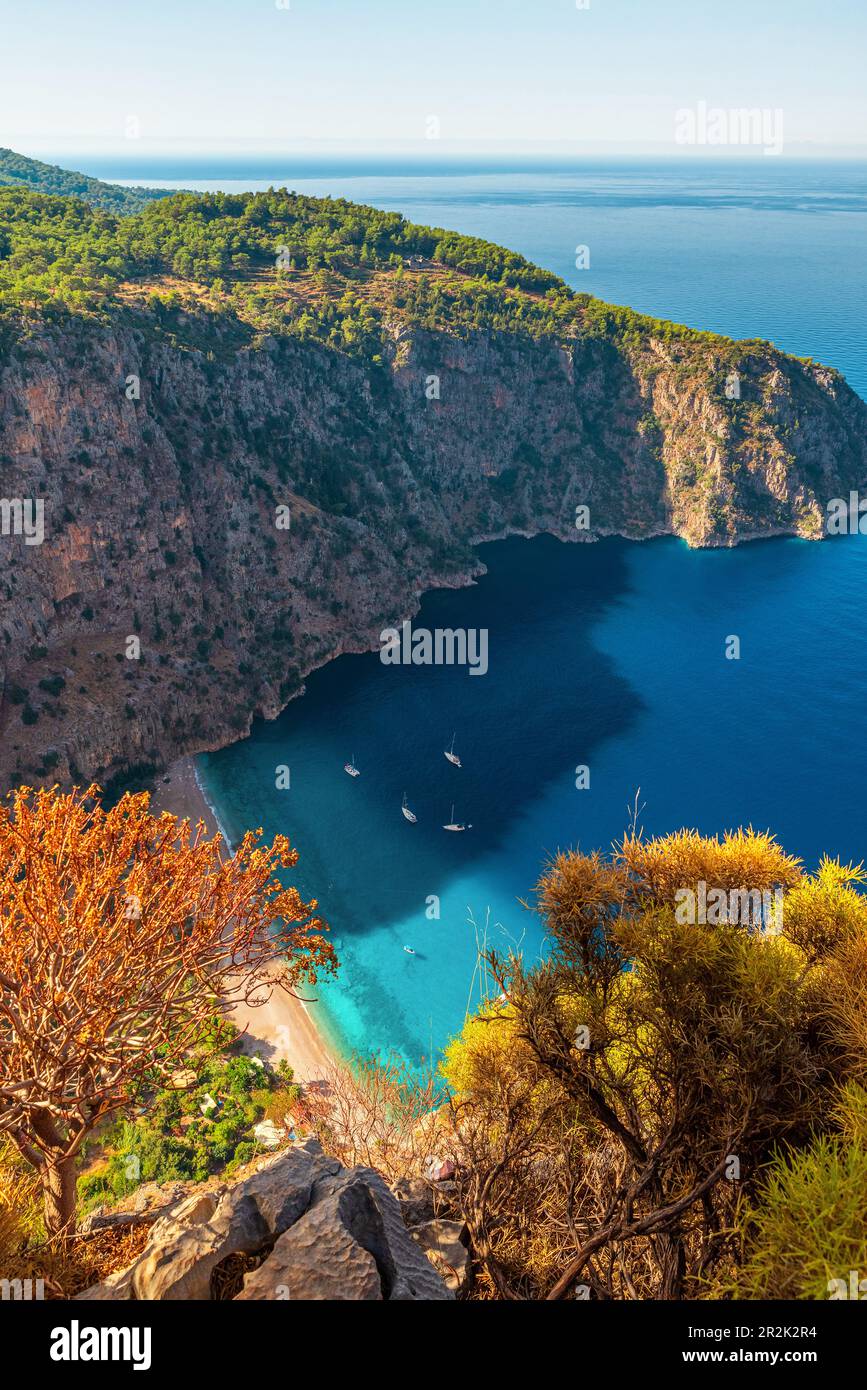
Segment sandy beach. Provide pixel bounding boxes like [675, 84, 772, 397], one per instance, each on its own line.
[149, 756, 339, 1086]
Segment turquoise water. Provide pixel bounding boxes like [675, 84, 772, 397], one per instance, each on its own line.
[181, 159, 867, 1067]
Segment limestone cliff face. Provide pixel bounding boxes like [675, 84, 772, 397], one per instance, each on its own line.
[1, 312, 865, 791]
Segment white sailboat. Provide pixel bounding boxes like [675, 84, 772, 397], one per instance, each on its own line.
[344, 753, 360, 777]
[401, 792, 417, 823]
[443, 803, 471, 832]
[444, 733, 462, 768]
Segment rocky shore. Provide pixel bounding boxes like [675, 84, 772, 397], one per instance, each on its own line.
[2, 308, 865, 793]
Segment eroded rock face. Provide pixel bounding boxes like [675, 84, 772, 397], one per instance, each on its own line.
[77, 1139, 453, 1302]
[2, 317, 865, 792]
[236, 1202, 383, 1302]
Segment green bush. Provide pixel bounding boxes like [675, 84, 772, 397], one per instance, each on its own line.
[78, 1040, 298, 1209]
[726, 1134, 867, 1300]
[37, 675, 65, 696]
[229, 1141, 255, 1171]
[721, 1088, 867, 1300]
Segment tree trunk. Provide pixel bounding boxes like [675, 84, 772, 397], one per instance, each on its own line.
[40, 1154, 78, 1239]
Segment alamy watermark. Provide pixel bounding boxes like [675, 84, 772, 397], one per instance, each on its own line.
[380, 621, 488, 676]
[675, 881, 784, 932]
[828, 1270, 867, 1299]
[0, 497, 45, 546]
[1, 1276, 44, 1300]
[50, 1320, 151, 1370]
[675, 101, 784, 157]
[826, 492, 867, 535]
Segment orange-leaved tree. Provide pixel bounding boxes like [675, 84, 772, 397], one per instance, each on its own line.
[0, 783, 336, 1237]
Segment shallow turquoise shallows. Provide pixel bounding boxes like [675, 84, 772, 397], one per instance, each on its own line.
[192, 159, 867, 1069]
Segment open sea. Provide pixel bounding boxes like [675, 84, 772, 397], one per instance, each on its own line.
[99, 157, 867, 1069]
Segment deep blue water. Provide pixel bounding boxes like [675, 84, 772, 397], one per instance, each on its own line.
[147, 158, 867, 1067]
[200, 530, 867, 1067]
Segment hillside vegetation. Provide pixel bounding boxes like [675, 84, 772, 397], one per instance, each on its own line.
[0, 147, 169, 215]
[0, 180, 745, 357]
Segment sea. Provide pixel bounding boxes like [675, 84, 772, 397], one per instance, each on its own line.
[102, 157, 867, 1070]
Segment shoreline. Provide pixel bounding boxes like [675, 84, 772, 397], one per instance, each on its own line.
[149, 755, 340, 1086]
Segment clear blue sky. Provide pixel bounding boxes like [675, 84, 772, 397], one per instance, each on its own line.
[2, 0, 865, 157]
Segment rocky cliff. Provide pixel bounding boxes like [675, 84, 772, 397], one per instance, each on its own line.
[1, 290, 865, 792]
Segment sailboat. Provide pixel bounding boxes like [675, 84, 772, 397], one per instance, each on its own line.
[444, 733, 462, 768]
[403, 945, 416, 955]
[401, 792, 417, 823]
[443, 803, 471, 832]
[343, 754, 360, 777]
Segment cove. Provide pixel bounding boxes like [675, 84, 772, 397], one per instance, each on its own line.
[199, 529, 867, 1070]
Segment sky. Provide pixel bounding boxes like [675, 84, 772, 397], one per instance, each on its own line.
[2, 0, 865, 161]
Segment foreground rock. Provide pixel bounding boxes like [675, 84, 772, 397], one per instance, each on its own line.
[77, 1139, 453, 1301]
[238, 1167, 448, 1301]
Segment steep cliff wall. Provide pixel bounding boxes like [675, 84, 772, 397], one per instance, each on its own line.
[1, 307, 865, 791]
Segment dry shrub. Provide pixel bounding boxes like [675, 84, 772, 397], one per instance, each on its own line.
[305, 1055, 446, 1184]
[443, 829, 862, 1300]
[0, 1142, 152, 1297]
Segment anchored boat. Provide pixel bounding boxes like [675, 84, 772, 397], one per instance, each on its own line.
[444, 733, 462, 768]
[443, 803, 471, 832]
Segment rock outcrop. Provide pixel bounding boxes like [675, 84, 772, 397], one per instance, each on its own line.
[77, 1139, 454, 1301]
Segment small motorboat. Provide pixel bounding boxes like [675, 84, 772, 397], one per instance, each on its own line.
[401, 792, 417, 823]
[344, 754, 360, 777]
[443, 803, 471, 832]
[403, 945, 416, 955]
[444, 733, 462, 768]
